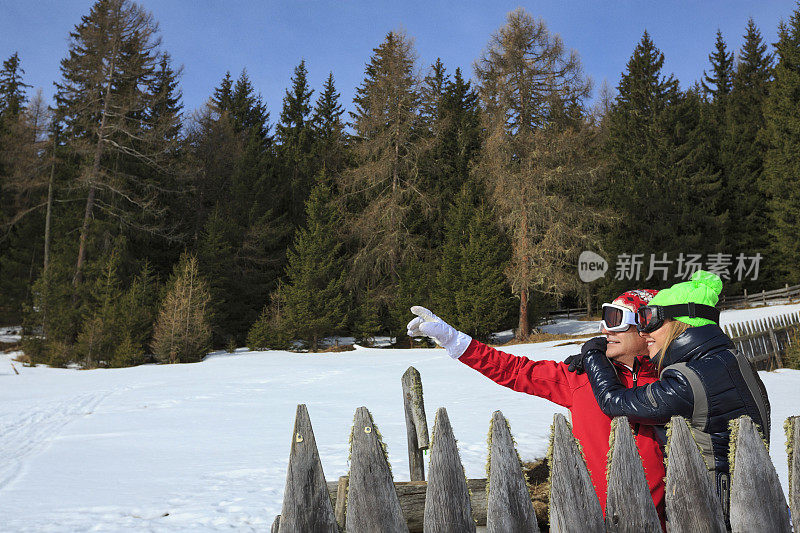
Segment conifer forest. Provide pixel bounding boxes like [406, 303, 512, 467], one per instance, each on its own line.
[2, 0, 800, 365]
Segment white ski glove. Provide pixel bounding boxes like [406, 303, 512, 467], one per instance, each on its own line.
[406, 306, 472, 359]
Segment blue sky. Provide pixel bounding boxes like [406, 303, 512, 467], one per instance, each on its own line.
[0, 1, 795, 123]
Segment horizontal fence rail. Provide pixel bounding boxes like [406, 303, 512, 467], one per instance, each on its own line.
[719, 283, 800, 308]
[273, 367, 795, 532]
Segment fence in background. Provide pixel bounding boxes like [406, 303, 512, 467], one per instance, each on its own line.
[549, 283, 800, 320]
[724, 311, 800, 370]
[271, 366, 796, 532]
[719, 283, 800, 309]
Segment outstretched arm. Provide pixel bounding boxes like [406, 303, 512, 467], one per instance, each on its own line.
[406, 306, 577, 408]
[459, 339, 577, 408]
[582, 349, 694, 424]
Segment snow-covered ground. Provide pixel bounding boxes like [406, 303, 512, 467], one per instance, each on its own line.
[0, 303, 799, 532]
[0, 325, 21, 344]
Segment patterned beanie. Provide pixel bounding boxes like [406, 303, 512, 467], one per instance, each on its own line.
[612, 288, 659, 312]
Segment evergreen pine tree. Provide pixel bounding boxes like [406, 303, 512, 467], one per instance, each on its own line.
[312, 72, 348, 176]
[247, 288, 291, 351]
[276, 60, 316, 227]
[196, 208, 235, 345]
[115, 260, 159, 363]
[129, 52, 187, 280]
[352, 284, 383, 345]
[229, 69, 270, 141]
[761, 7, 800, 282]
[441, 68, 482, 188]
[189, 71, 289, 346]
[420, 66, 482, 244]
[75, 240, 125, 366]
[434, 180, 512, 340]
[148, 52, 183, 144]
[280, 181, 348, 350]
[702, 30, 735, 99]
[212, 71, 234, 111]
[603, 32, 681, 273]
[419, 58, 448, 130]
[660, 85, 726, 252]
[721, 18, 773, 282]
[0, 52, 30, 122]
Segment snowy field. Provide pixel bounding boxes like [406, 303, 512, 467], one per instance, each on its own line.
[0, 303, 799, 532]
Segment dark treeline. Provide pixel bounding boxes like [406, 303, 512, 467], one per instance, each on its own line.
[2, 0, 800, 363]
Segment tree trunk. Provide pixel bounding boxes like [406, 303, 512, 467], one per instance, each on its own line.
[43, 140, 55, 275]
[585, 285, 592, 317]
[73, 183, 97, 289]
[42, 144, 55, 335]
[517, 288, 529, 339]
[72, 21, 119, 290]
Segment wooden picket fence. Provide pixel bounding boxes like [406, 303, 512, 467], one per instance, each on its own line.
[272, 367, 798, 532]
[724, 311, 800, 370]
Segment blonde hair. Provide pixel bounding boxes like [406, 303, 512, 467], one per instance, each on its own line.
[657, 320, 691, 375]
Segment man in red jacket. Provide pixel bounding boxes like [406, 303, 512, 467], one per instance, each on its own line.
[407, 290, 666, 530]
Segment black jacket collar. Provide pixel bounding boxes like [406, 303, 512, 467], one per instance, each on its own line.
[659, 324, 733, 367]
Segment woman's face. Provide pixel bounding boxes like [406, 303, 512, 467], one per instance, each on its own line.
[642, 319, 673, 358]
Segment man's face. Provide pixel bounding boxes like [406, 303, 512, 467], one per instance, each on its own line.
[602, 324, 649, 363]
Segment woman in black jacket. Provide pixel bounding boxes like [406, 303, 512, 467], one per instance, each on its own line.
[573, 270, 770, 520]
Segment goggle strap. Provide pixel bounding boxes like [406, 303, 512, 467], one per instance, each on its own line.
[658, 303, 720, 324]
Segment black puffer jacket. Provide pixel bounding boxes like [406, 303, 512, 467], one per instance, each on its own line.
[583, 324, 771, 496]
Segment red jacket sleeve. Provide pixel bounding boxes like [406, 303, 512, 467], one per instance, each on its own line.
[458, 339, 577, 408]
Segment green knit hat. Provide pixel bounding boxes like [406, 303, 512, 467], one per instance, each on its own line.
[647, 270, 723, 326]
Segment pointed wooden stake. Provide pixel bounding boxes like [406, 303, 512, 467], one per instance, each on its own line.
[729, 416, 790, 532]
[788, 416, 800, 528]
[485, 410, 539, 532]
[605, 417, 661, 532]
[548, 413, 604, 533]
[664, 416, 725, 532]
[424, 407, 476, 532]
[402, 366, 429, 481]
[278, 404, 338, 533]
[346, 406, 408, 532]
[334, 475, 348, 531]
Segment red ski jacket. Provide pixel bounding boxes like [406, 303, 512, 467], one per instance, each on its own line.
[459, 339, 666, 529]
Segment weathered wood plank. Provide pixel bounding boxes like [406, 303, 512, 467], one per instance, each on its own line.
[664, 416, 726, 533]
[548, 413, 604, 533]
[769, 322, 783, 368]
[271, 515, 280, 533]
[605, 417, 661, 532]
[334, 475, 348, 531]
[346, 406, 408, 532]
[786, 416, 800, 529]
[278, 404, 338, 533]
[485, 411, 539, 532]
[402, 366, 429, 481]
[729, 415, 791, 532]
[328, 478, 487, 533]
[424, 407, 476, 533]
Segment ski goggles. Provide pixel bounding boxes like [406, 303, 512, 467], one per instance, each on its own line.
[600, 303, 638, 332]
[636, 303, 720, 334]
